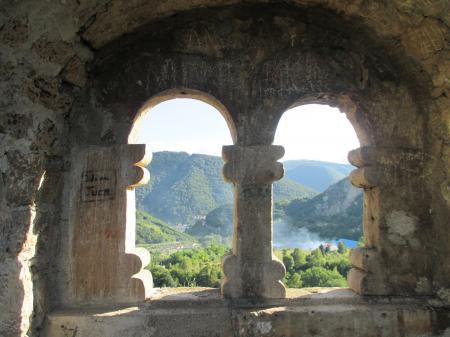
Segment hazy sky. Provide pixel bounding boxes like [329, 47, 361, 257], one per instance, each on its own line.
[136, 99, 360, 163]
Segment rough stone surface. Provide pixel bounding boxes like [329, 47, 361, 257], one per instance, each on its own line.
[44, 288, 450, 337]
[64, 145, 152, 306]
[221, 145, 286, 298]
[0, 1, 449, 336]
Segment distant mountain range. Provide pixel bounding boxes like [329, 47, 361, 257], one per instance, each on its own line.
[134, 151, 362, 244]
[284, 178, 363, 240]
[185, 177, 363, 240]
[136, 151, 316, 225]
[187, 203, 233, 237]
[283, 160, 354, 192]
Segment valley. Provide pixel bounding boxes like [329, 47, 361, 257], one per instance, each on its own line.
[135, 151, 362, 288]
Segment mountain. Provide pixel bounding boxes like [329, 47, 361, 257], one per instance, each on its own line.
[186, 178, 363, 240]
[284, 178, 363, 240]
[283, 160, 354, 192]
[136, 151, 316, 225]
[186, 202, 288, 238]
[275, 177, 317, 202]
[136, 209, 197, 245]
[187, 204, 233, 237]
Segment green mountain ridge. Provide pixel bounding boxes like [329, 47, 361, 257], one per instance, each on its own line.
[136, 151, 316, 225]
[186, 178, 363, 240]
[187, 204, 233, 237]
[285, 178, 363, 240]
[136, 209, 197, 245]
[283, 160, 354, 192]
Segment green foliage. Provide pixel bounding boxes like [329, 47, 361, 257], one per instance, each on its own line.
[274, 199, 290, 220]
[292, 248, 307, 266]
[137, 152, 230, 225]
[281, 247, 350, 288]
[150, 244, 351, 289]
[151, 265, 177, 287]
[150, 244, 228, 287]
[274, 178, 317, 201]
[300, 267, 347, 287]
[357, 236, 365, 247]
[136, 209, 197, 245]
[286, 272, 303, 288]
[283, 178, 363, 240]
[187, 204, 233, 237]
[283, 254, 295, 273]
[136, 151, 316, 225]
[187, 198, 309, 238]
[198, 234, 230, 247]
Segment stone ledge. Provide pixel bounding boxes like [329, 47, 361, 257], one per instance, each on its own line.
[45, 288, 450, 337]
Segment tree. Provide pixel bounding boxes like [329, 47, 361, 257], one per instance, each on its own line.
[283, 254, 295, 273]
[197, 266, 221, 287]
[292, 248, 307, 269]
[307, 248, 324, 267]
[151, 265, 177, 287]
[357, 236, 365, 247]
[301, 266, 347, 287]
[288, 272, 303, 288]
[337, 241, 346, 254]
[319, 244, 325, 255]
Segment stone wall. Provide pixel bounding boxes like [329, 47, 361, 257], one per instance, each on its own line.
[44, 288, 450, 337]
[0, 1, 449, 336]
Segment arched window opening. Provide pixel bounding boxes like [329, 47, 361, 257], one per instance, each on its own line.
[133, 97, 234, 289]
[273, 104, 361, 289]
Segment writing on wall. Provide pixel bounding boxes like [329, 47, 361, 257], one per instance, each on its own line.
[81, 170, 116, 202]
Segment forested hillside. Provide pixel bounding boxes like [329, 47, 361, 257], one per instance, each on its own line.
[135, 158, 362, 289]
[136, 209, 197, 245]
[283, 160, 354, 192]
[149, 244, 351, 288]
[135, 152, 362, 243]
[187, 204, 233, 237]
[187, 178, 363, 241]
[136, 151, 316, 224]
[285, 178, 363, 240]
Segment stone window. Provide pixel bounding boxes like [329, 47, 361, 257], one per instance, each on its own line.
[130, 96, 234, 288]
[56, 2, 438, 312]
[4, 2, 449, 336]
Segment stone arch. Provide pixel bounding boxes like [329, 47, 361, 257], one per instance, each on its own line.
[78, 3, 430, 149]
[270, 89, 429, 295]
[268, 82, 430, 294]
[279, 95, 367, 147]
[2, 1, 449, 335]
[64, 2, 436, 299]
[128, 88, 237, 144]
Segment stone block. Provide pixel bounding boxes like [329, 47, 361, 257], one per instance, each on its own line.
[68, 144, 153, 305]
[222, 145, 285, 185]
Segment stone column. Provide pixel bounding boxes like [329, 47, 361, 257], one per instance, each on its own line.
[221, 145, 286, 299]
[347, 146, 427, 295]
[68, 144, 152, 305]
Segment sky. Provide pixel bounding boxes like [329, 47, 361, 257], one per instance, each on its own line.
[136, 99, 360, 164]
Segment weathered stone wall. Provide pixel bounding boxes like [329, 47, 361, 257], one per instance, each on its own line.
[0, 1, 449, 336]
[44, 288, 450, 337]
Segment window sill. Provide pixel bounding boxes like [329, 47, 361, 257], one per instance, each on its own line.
[45, 288, 449, 337]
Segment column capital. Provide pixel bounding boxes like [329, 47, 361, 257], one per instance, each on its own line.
[348, 146, 424, 188]
[348, 146, 423, 168]
[222, 145, 285, 185]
